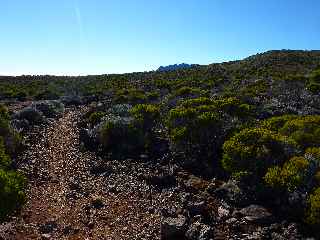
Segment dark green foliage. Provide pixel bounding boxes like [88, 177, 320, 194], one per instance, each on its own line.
[307, 69, 320, 94]
[34, 89, 59, 100]
[173, 86, 201, 97]
[264, 156, 309, 191]
[222, 128, 297, 179]
[0, 105, 22, 156]
[146, 91, 160, 101]
[0, 138, 11, 169]
[114, 89, 147, 104]
[279, 116, 320, 150]
[0, 105, 25, 221]
[167, 97, 254, 171]
[260, 115, 299, 132]
[0, 169, 25, 220]
[88, 111, 105, 126]
[130, 104, 160, 132]
[305, 187, 320, 227]
[239, 79, 269, 98]
[307, 82, 320, 93]
[310, 69, 320, 84]
[99, 119, 144, 156]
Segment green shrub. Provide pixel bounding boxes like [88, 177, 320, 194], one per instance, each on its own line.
[279, 116, 320, 149]
[305, 147, 320, 160]
[88, 111, 105, 126]
[167, 97, 254, 170]
[180, 97, 214, 108]
[305, 187, 320, 226]
[261, 115, 299, 132]
[173, 86, 201, 97]
[168, 104, 222, 158]
[0, 169, 25, 220]
[114, 89, 147, 104]
[239, 79, 268, 98]
[307, 82, 320, 94]
[0, 104, 10, 121]
[99, 118, 144, 156]
[307, 69, 320, 94]
[310, 69, 320, 84]
[130, 104, 160, 132]
[0, 131, 25, 221]
[222, 127, 297, 179]
[0, 138, 11, 169]
[147, 91, 160, 101]
[0, 105, 22, 156]
[264, 156, 309, 191]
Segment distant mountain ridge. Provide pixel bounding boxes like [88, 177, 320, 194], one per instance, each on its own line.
[157, 63, 198, 72]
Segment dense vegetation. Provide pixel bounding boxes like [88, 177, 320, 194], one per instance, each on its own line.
[1, 50, 320, 235]
[0, 105, 25, 220]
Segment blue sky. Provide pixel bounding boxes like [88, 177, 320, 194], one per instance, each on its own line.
[0, 0, 319, 76]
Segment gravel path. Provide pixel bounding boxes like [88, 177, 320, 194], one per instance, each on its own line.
[0, 108, 174, 240]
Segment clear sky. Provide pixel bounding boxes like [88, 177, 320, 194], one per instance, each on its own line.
[0, 0, 319, 76]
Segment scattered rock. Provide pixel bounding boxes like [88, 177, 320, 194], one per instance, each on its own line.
[187, 201, 206, 217]
[160, 215, 187, 240]
[41, 233, 52, 239]
[185, 221, 214, 240]
[217, 205, 230, 221]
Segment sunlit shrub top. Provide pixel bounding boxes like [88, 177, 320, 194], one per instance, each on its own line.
[264, 156, 309, 191]
[222, 127, 297, 178]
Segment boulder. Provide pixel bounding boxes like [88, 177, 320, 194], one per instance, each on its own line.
[13, 107, 45, 125]
[31, 100, 64, 118]
[11, 119, 30, 132]
[187, 201, 206, 217]
[214, 180, 248, 206]
[239, 205, 274, 225]
[160, 215, 187, 240]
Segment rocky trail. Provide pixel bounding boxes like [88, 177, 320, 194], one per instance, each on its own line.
[0, 107, 175, 239]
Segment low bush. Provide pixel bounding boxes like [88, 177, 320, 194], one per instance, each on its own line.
[88, 111, 105, 126]
[0, 130, 25, 221]
[0, 105, 22, 156]
[99, 116, 144, 157]
[114, 89, 147, 104]
[307, 69, 320, 94]
[279, 115, 320, 149]
[0, 138, 11, 169]
[173, 86, 202, 97]
[305, 187, 320, 227]
[130, 104, 160, 132]
[264, 156, 309, 191]
[222, 127, 297, 180]
[167, 97, 254, 172]
[0, 169, 25, 220]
